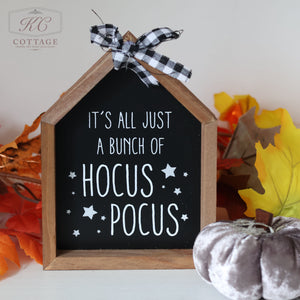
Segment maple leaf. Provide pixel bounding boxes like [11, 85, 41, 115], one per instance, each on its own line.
[0, 114, 43, 179]
[0, 231, 20, 275]
[214, 92, 259, 131]
[217, 158, 243, 170]
[223, 107, 280, 192]
[0, 229, 42, 268]
[5, 212, 41, 234]
[255, 108, 284, 128]
[0, 184, 41, 235]
[0, 185, 37, 214]
[239, 109, 300, 218]
[8, 230, 42, 265]
[0, 180, 42, 276]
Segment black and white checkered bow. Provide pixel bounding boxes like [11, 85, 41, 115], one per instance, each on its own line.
[90, 24, 192, 87]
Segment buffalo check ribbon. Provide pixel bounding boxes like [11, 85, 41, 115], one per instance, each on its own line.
[90, 24, 192, 87]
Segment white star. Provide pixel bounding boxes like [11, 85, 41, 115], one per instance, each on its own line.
[68, 171, 77, 179]
[66, 209, 71, 215]
[97, 229, 101, 234]
[162, 185, 166, 189]
[161, 164, 176, 179]
[183, 172, 188, 177]
[83, 205, 98, 220]
[101, 215, 106, 221]
[72, 191, 76, 195]
[73, 229, 80, 237]
[181, 214, 189, 221]
[174, 188, 182, 195]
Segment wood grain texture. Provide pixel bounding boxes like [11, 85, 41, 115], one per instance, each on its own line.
[42, 30, 216, 270]
[45, 249, 193, 270]
[41, 122, 57, 269]
[201, 121, 217, 228]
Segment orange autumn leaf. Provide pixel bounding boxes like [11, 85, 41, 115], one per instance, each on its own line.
[224, 103, 243, 131]
[1, 229, 42, 267]
[0, 113, 43, 179]
[0, 186, 37, 214]
[24, 182, 42, 201]
[0, 231, 20, 275]
[0, 183, 41, 237]
[13, 232, 42, 265]
[0, 113, 43, 152]
[0, 183, 42, 276]
[0, 188, 23, 214]
[35, 201, 42, 219]
[0, 137, 41, 178]
[6, 212, 41, 234]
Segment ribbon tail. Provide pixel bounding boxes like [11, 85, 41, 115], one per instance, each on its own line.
[123, 58, 159, 87]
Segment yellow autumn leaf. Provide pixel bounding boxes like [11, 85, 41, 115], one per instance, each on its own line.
[255, 108, 283, 129]
[234, 94, 259, 115]
[214, 92, 235, 115]
[239, 109, 300, 218]
[214, 92, 260, 115]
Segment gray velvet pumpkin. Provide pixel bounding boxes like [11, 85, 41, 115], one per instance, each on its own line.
[193, 216, 300, 300]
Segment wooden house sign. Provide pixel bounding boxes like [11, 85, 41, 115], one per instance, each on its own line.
[41, 31, 217, 270]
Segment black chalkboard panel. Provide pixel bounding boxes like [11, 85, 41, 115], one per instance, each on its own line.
[55, 69, 201, 250]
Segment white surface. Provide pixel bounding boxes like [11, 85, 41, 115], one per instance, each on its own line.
[1, 258, 228, 300]
[1, 0, 300, 143]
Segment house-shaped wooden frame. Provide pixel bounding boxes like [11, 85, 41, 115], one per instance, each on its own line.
[41, 31, 217, 270]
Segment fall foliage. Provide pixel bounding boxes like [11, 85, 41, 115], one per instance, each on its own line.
[0, 183, 42, 276]
[239, 109, 300, 218]
[0, 114, 43, 179]
[0, 115, 43, 276]
[215, 93, 298, 221]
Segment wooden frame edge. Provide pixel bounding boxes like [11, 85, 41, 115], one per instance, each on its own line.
[42, 30, 217, 270]
[42, 120, 216, 271]
[44, 249, 193, 270]
[41, 122, 57, 269]
[201, 121, 217, 228]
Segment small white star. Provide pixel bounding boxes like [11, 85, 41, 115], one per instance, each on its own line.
[101, 215, 106, 221]
[161, 164, 176, 179]
[72, 191, 76, 195]
[174, 188, 182, 195]
[68, 171, 77, 179]
[181, 214, 189, 221]
[66, 209, 71, 215]
[83, 205, 98, 220]
[183, 172, 188, 177]
[162, 185, 166, 189]
[97, 229, 101, 234]
[73, 229, 80, 237]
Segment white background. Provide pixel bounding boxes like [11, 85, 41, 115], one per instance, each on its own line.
[1, 0, 300, 143]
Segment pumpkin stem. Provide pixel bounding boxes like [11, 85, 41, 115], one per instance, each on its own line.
[255, 209, 273, 226]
